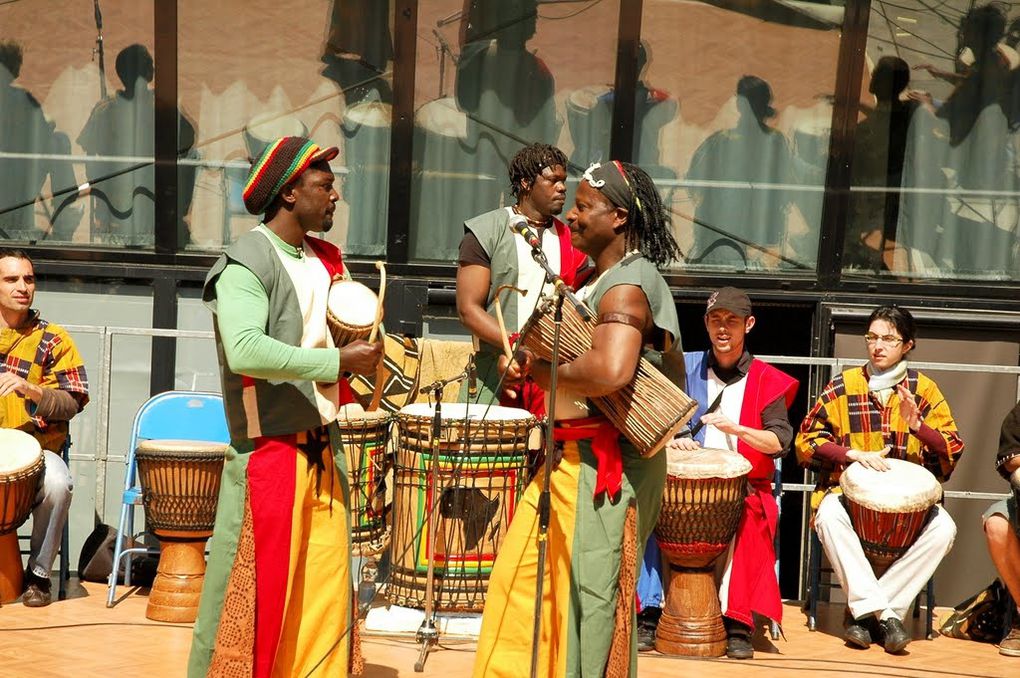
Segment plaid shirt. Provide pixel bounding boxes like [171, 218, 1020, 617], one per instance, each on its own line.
[796, 365, 964, 499]
[0, 311, 89, 452]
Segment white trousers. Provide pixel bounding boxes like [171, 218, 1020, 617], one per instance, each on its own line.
[815, 492, 955, 621]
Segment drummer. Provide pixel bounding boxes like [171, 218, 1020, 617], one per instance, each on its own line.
[635, 287, 798, 659]
[456, 142, 590, 414]
[473, 161, 682, 677]
[189, 137, 382, 677]
[0, 249, 89, 607]
[982, 400, 1020, 657]
[796, 304, 964, 654]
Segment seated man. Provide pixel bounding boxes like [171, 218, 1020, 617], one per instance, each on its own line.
[636, 287, 798, 659]
[796, 305, 964, 654]
[0, 249, 89, 607]
[983, 400, 1020, 657]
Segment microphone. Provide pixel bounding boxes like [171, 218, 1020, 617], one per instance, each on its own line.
[509, 214, 543, 250]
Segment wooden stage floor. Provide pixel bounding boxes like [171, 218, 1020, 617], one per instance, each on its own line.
[0, 581, 1015, 677]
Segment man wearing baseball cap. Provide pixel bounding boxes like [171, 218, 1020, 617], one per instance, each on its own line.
[189, 137, 381, 677]
[636, 287, 798, 659]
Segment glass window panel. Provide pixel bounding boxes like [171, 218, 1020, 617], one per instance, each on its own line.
[409, 0, 620, 262]
[179, 0, 393, 253]
[845, 1, 1020, 281]
[1, 2, 154, 248]
[642, 0, 844, 273]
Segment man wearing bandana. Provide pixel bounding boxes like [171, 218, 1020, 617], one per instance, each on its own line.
[188, 137, 382, 678]
[456, 143, 590, 414]
[473, 161, 683, 677]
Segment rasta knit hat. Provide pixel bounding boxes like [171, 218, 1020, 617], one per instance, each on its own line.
[242, 136, 339, 215]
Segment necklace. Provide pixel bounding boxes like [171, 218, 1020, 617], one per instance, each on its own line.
[512, 205, 551, 228]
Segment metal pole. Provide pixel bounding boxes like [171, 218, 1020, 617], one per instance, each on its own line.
[415, 388, 445, 671]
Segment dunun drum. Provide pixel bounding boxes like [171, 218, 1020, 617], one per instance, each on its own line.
[521, 295, 697, 456]
[654, 448, 751, 656]
[389, 403, 536, 611]
[326, 279, 379, 348]
[0, 430, 44, 603]
[135, 439, 227, 622]
[840, 457, 942, 575]
[336, 407, 393, 556]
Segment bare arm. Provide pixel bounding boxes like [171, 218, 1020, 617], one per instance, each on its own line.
[456, 264, 505, 351]
[530, 285, 649, 398]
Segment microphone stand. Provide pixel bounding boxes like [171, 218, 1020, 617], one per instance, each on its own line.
[414, 362, 470, 672]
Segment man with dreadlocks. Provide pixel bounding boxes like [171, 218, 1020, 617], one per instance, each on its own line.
[456, 142, 590, 414]
[473, 161, 683, 677]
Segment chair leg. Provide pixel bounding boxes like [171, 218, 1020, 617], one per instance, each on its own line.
[107, 503, 131, 607]
[58, 517, 69, 601]
[808, 532, 822, 631]
[926, 577, 935, 640]
[124, 508, 134, 588]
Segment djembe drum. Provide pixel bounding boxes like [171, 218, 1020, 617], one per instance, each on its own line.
[135, 439, 227, 622]
[0, 430, 44, 603]
[521, 295, 697, 456]
[336, 407, 393, 556]
[654, 448, 751, 656]
[326, 279, 379, 348]
[840, 457, 942, 575]
[388, 403, 536, 611]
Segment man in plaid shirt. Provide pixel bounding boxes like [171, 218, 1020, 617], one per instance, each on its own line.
[0, 249, 89, 607]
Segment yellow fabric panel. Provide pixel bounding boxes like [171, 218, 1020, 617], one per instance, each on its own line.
[473, 442, 581, 678]
[272, 450, 351, 677]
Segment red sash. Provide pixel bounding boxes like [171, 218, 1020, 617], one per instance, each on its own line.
[554, 416, 622, 501]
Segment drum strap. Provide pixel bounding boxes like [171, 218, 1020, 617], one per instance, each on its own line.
[688, 372, 745, 438]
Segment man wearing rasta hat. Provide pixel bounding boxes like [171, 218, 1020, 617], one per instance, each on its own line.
[635, 287, 798, 659]
[189, 136, 382, 677]
[473, 160, 683, 677]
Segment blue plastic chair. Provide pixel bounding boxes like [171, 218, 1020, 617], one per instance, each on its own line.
[106, 391, 229, 608]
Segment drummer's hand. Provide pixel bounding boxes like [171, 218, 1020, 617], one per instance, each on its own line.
[847, 445, 892, 471]
[0, 370, 42, 402]
[498, 350, 532, 397]
[339, 340, 383, 377]
[699, 411, 740, 436]
[667, 435, 701, 453]
[896, 384, 922, 431]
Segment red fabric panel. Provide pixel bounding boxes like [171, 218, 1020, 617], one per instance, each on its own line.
[737, 359, 798, 484]
[554, 416, 623, 501]
[725, 486, 781, 627]
[553, 218, 588, 289]
[247, 435, 299, 678]
[303, 235, 345, 279]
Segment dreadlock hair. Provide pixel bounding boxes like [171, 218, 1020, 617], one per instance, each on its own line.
[508, 143, 568, 200]
[619, 162, 682, 267]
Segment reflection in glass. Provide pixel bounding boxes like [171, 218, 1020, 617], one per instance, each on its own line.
[641, 0, 842, 273]
[850, 1, 1020, 280]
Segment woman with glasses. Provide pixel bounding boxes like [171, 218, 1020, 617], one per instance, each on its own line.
[795, 305, 964, 654]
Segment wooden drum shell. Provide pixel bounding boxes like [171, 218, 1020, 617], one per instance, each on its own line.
[336, 410, 393, 556]
[0, 447, 43, 604]
[136, 441, 226, 623]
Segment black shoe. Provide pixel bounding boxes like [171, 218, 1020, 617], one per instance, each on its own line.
[844, 611, 872, 649]
[726, 632, 754, 659]
[22, 571, 52, 608]
[879, 617, 910, 654]
[636, 608, 660, 652]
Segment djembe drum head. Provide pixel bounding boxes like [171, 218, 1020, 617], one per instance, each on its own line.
[840, 457, 942, 572]
[388, 402, 536, 612]
[326, 279, 378, 348]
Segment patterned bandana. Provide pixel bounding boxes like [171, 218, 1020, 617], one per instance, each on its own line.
[582, 161, 639, 212]
[242, 136, 339, 215]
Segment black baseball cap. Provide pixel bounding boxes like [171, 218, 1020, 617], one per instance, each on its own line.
[705, 287, 752, 317]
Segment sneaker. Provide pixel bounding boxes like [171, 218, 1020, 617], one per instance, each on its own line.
[843, 610, 872, 649]
[1000, 620, 1020, 657]
[879, 617, 910, 654]
[22, 572, 52, 608]
[726, 632, 754, 659]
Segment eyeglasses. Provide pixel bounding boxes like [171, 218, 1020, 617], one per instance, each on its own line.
[864, 333, 903, 346]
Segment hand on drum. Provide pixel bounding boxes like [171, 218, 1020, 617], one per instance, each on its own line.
[847, 445, 892, 471]
[896, 384, 922, 431]
[0, 370, 41, 401]
[339, 340, 383, 377]
[699, 411, 741, 436]
[666, 435, 701, 453]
